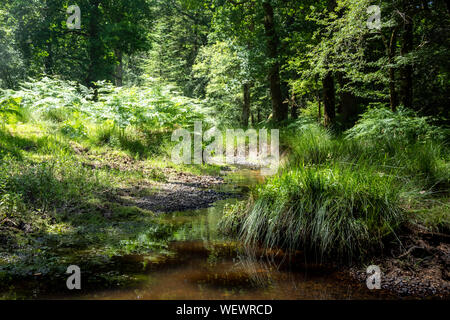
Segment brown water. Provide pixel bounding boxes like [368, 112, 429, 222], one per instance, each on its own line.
[58, 169, 396, 300]
[8, 169, 398, 300]
[71, 202, 394, 299]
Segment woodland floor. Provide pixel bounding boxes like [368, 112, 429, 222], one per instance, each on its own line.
[348, 224, 450, 298]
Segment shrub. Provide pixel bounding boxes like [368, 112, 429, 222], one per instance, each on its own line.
[345, 107, 447, 145]
[2, 77, 207, 144]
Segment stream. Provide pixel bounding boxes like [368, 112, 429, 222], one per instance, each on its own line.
[7, 169, 398, 300]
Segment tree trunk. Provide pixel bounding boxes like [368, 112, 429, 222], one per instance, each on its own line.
[262, 1, 287, 122]
[86, 0, 101, 88]
[388, 28, 399, 111]
[290, 93, 298, 119]
[400, 6, 413, 109]
[44, 41, 53, 75]
[322, 71, 336, 127]
[242, 82, 251, 127]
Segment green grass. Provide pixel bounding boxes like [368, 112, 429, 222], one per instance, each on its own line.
[221, 165, 404, 262]
[0, 121, 218, 287]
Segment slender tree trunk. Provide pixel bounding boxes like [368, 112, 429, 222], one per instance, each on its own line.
[400, 6, 413, 109]
[388, 28, 399, 111]
[44, 41, 53, 75]
[86, 0, 101, 89]
[322, 71, 336, 127]
[317, 90, 321, 123]
[242, 82, 251, 127]
[262, 1, 287, 122]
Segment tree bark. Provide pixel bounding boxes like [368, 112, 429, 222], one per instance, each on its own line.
[290, 93, 298, 120]
[322, 71, 336, 127]
[337, 73, 357, 123]
[400, 6, 413, 109]
[44, 41, 53, 75]
[388, 28, 399, 111]
[257, 106, 261, 123]
[262, 1, 287, 122]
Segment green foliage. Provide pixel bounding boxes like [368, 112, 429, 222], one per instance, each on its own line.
[222, 109, 449, 262]
[0, 77, 207, 157]
[6, 77, 205, 130]
[2, 0, 153, 87]
[0, 4, 24, 89]
[285, 120, 332, 165]
[0, 94, 25, 125]
[346, 107, 448, 145]
[93, 79, 205, 129]
[193, 41, 250, 126]
[0, 158, 108, 213]
[143, 0, 211, 95]
[0, 0, 449, 289]
[223, 166, 403, 262]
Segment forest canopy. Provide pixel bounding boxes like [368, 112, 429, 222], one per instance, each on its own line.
[1, 0, 448, 127]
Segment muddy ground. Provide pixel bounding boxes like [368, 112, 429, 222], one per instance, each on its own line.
[119, 169, 235, 212]
[348, 225, 450, 298]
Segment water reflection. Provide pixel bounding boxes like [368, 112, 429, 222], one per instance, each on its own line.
[38, 169, 397, 300]
[77, 196, 396, 300]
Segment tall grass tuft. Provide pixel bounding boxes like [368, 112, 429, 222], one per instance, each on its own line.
[222, 166, 404, 263]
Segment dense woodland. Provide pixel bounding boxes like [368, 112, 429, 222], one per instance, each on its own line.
[2, 0, 449, 124]
[0, 0, 449, 298]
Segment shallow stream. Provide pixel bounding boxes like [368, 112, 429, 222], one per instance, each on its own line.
[4, 169, 398, 299]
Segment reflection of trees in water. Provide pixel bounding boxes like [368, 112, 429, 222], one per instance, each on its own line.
[229, 245, 353, 299]
[230, 244, 293, 289]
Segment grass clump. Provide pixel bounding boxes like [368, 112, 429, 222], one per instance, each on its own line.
[222, 166, 403, 262]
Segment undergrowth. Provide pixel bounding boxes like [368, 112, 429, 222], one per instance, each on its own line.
[221, 108, 449, 262]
